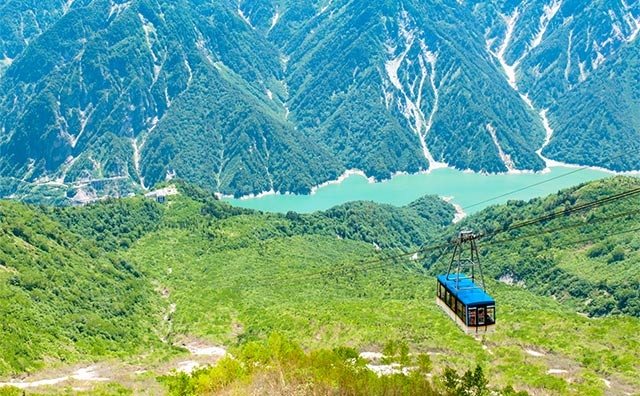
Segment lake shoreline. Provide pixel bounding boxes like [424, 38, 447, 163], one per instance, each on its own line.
[222, 165, 638, 214]
[219, 162, 640, 204]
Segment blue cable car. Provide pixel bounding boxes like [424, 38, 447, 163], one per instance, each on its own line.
[436, 231, 496, 334]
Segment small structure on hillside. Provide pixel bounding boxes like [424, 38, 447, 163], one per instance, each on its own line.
[69, 188, 98, 206]
[144, 185, 179, 204]
[436, 230, 495, 334]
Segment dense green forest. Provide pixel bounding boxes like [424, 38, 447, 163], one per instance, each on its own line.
[544, 37, 640, 171]
[0, 199, 165, 375]
[0, 177, 639, 395]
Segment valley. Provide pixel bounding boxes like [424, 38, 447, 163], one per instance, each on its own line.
[1, 1, 639, 395]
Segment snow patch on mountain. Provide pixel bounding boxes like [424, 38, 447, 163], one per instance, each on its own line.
[578, 60, 587, 82]
[383, 11, 446, 169]
[0, 366, 108, 389]
[421, 43, 445, 169]
[535, 109, 563, 168]
[592, 51, 606, 69]
[165, 86, 171, 108]
[109, 1, 131, 19]
[139, 14, 158, 64]
[195, 28, 216, 66]
[493, 8, 520, 90]
[384, 16, 414, 91]
[55, 101, 91, 150]
[63, 104, 96, 149]
[63, 0, 75, 15]
[622, 9, 640, 42]
[490, 1, 562, 89]
[531, 0, 562, 49]
[132, 138, 144, 188]
[319, 0, 333, 14]
[519, 93, 534, 109]
[139, 12, 166, 85]
[184, 344, 227, 356]
[564, 29, 573, 84]
[1, 55, 13, 67]
[487, 2, 575, 167]
[132, 117, 158, 189]
[487, 124, 515, 171]
[184, 58, 193, 86]
[237, 2, 253, 28]
[269, 11, 280, 32]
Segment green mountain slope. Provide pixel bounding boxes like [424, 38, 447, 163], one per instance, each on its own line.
[545, 39, 640, 170]
[0, 185, 454, 376]
[0, 198, 165, 375]
[1, 178, 639, 395]
[0, 0, 81, 77]
[477, 0, 640, 170]
[456, 176, 640, 318]
[277, 0, 545, 175]
[6, 0, 638, 202]
[0, 0, 341, 200]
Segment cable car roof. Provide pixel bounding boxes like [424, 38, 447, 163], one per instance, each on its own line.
[437, 274, 495, 306]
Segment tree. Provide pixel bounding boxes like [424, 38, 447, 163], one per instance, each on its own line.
[461, 366, 489, 396]
[416, 353, 433, 374]
[442, 366, 489, 396]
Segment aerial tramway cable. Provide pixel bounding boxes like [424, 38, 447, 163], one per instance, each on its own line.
[482, 187, 640, 237]
[250, 147, 640, 288]
[281, 151, 640, 284]
[260, 185, 640, 286]
[463, 146, 640, 212]
[483, 208, 640, 248]
[334, 209, 638, 278]
[252, 150, 640, 287]
[473, 224, 640, 275]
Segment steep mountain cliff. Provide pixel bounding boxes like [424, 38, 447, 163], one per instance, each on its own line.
[0, 0, 637, 202]
[477, 0, 640, 170]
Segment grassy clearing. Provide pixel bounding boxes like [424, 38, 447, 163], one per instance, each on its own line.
[123, 221, 640, 395]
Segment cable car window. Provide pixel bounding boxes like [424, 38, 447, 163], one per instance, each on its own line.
[478, 307, 485, 325]
[486, 306, 495, 324]
[468, 308, 476, 326]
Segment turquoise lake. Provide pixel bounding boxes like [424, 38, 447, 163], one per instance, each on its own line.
[224, 167, 625, 215]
